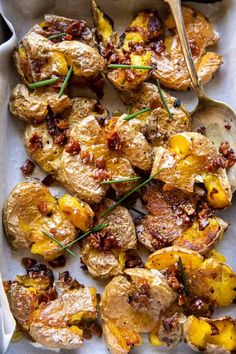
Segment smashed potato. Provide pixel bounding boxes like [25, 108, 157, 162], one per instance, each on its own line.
[5, 265, 100, 349]
[120, 82, 191, 147]
[184, 316, 236, 353]
[3, 181, 94, 260]
[101, 268, 176, 354]
[136, 181, 227, 253]
[14, 15, 105, 84]
[152, 7, 222, 90]
[151, 132, 232, 209]
[81, 198, 137, 279]
[146, 246, 236, 307]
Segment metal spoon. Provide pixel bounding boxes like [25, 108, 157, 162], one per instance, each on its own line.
[164, 0, 236, 191]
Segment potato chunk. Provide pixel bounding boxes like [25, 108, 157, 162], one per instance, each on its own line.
[184, 316, 236, 353]
[151, 132, 232, 209]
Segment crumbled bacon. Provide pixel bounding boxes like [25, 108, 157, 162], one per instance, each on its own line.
[224, 124, 231, 130]
[128, 41, 145, 54]
[66, 20, 86, 38]
[150, 40, 165, 55]
[29, 134, 43, 151]
[186, 297, 214, 318]
[125, 250, 144, 268]
[207, 155, 225, 172]
[37, 201, 50, 216]
[107, 131, 122, 151]
[80, 150, 94, 164]
[48, 255, 67, 268]
[210, 323, 220, 335]
[56, 119, 69, 130]
[27, 263, 54, 283]
[46, 112, 67, 145]
[95, 157, 106, 169]
[39, 287, 58, 303]
[58, 271, 83, 290]
[148, 227, 171, 250]
[87, 229, 120, 251]
[93, 168, 111, 182]
[162, 313, 179, 332]
[20, 159, 35, 176]
[128, 283, 151, 311]
[219, 141, 236, 168]
[21, 257, 37, 270]
[147, 12, 162, 34]
[78, 320, 102, 339]
[42, 174, 55, 187]
[197, 202, 213, 231]
[65, 139, 81, 154]
[126, 68, 137, 82]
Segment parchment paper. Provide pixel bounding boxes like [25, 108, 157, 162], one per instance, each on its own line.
[0, 1, 235, 353]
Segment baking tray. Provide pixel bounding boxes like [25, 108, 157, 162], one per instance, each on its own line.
[0, 0, 235, 353]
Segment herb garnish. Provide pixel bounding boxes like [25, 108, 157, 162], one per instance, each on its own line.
[48, 32, 67, 40]
[41, 229, 76, 257]
[58, 65, 73, 98]
[28, 77, 59, 89]
[178, 256, 189, 296]
[100, 177, 141, 185]
[123, 107, 153, 121]
[156, 79, 173, 119]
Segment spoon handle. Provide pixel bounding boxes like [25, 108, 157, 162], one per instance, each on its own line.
[163, 0, 205, 98]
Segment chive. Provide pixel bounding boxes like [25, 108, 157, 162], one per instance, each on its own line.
[58, 65, 73, 98]
[100, 170, 163, 218]
[100, 177, 141, 185]
[48, 32, 67, 40]
[127, 105, 132, 114]
[108, 64, 153, 70]
[156, 80, 173, 119]
[123, 107, 152, 121]
[28, 77, 59, 89]
[58, 222, 109, 250]
[178, 256, 189, 296]
[41, 230, 76, 257]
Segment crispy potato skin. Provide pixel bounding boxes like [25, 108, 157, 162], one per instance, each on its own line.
[184, 316, 236, 354]
[152, 7, 222, 90]
[5, 269, 99, 349]
[81, 198, 137, 279]
[3, 181, 93, 260]
[151, 132, 232, 209]
[101, 268, 176, 333]
[120, 83, 191, 147]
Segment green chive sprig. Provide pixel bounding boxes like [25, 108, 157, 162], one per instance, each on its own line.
[58, 222, 109, 250]
[28, 77, 59, 89]
[178, 256, 189, 296]
[48, 32, 67, 40]
[41, 229, 76, 257]
[100, 170, 163, 218]
[156, 80, 173, 119]
[58, 65, 73, 98]
[123, 107, 153, 121]
[100, 176, 141, 185]
[108, 64, 153, 70]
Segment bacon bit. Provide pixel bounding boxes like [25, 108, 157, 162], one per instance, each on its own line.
[128, 41, 145, 54]
[125, 250, 144, 268]
[187, 297, 213, 317]
[210, 323, 220, 336]
[39, 287, 58, 303]
[37, 201, 50, 216]
[209, 187, 218, 199]
[27, 263, 54, 283]
[66, 20, 85, 37]
[196, 126, 206, 135]
[56, 119, 69, 130]
[95, 157, 106, 169]
[148, 12, 162, 34]
[150, 40, 165, 55]
[224, 124, 231, 130]
[65, 139, 81, 155]
[107, 131, 122, 151]
[48, 255, 67, 268]
[62, 34, 73, 41]
[166, 273, 180, 291]
[29, 134, 43, 151]
[93, 168, 111, 182]
[126, 69, 137, 83]
[42, 174, 55, 187]
[162, 314, 179, 332]
[20, 159, 35, 176]
[128, 284, 151, 311]
[21, 257, 37, 270]
[219, 141, 236, 168]
[102, 42, 116, 60]
[207, 155, 225, 172]
[178, 294, 186, 306]
[78, 320, 102, 339]
[197, 202, 213, 231]
[149, 227, 171, 250]
[88, 229, 120, 251]
[58, 271, 83, 290]
[54, 133, 66, 145]
[46, 112, 67, 145]
[80, 150, 94, 164]
[150, 98, 162, 109]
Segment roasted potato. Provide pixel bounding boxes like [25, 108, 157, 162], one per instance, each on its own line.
[9, 84, 71, 123]
[120, 82, 191, 147]
[184, 316, 236, 354]
[81, 198, 137, 279]
[3, 181, 94, 260]
[146, 246, 236, 307]
[14, 17, 105, 84]
[5, 266, 100, 349]
[151, 132, 232, 209]
[136, 181, 227, 253]
[152, 7, 223, 90]
[101, 268, 176, 354]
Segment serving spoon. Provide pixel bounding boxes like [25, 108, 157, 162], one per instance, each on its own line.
[164, 0, 236, 192]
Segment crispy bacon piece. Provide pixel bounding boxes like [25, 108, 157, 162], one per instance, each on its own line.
[20, 159, 35, 176]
